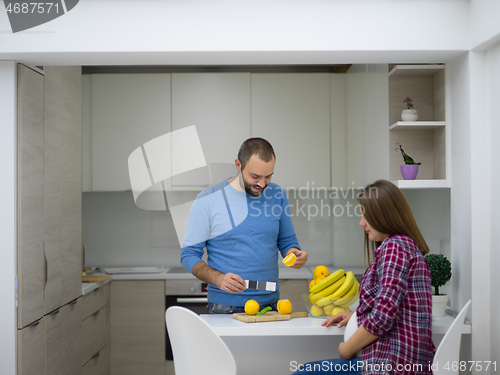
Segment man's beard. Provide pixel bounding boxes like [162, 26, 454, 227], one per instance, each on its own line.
[241, 175, 268, 196]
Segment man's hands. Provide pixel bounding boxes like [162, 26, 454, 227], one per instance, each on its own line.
[217, 272, 246, 293]
[192, 262, 246, 294]
[286, 248, 308, 269]
[321, 311, 354, 327]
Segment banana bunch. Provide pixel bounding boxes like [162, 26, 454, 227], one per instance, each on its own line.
[308, 269, 359, 316]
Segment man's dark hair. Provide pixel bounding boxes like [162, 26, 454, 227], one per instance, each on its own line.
[237, 138, 275, 170]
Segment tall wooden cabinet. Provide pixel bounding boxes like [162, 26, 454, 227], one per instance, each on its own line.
[17, 64, 83, 375]
[110, 281, 165, 375]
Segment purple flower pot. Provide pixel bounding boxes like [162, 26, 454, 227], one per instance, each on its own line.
[400, 164, 419, 180]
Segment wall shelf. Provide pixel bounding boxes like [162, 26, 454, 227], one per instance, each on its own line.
[391, 179, 450, 189]
[389, 64, 447, 186]
[389, 121, 446, 131]
[389, 64, 445, 77]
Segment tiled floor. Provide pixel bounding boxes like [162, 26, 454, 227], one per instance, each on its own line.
[165, 360, 175, 375]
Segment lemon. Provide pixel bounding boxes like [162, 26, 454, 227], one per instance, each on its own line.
[283, 253, 297, 267]
[310, 304, 324, 317]
[323, 303, 335, 315]
[309, 279, 316, 290]
[330, 306, 350, 316]
[313, 265, 329, 279]
[244, 300, 260, 315]
[277, 299, 292, 314]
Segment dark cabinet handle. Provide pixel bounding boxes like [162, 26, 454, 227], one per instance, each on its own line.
[92, 310, 100, 317]
[49, 308, 60, 315]
[92, 351, 100, 359]
[27, 318, 41, 328]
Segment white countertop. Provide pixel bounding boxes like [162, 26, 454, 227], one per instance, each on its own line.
[200, 312, 471, 336]
[80, 266, 364, 295]
[81, 277, 112, 295]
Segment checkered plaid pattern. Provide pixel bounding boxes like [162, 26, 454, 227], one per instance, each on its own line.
[356, 235, 435, 375]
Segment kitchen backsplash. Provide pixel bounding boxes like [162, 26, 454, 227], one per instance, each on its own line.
[82, 189, 450, 271]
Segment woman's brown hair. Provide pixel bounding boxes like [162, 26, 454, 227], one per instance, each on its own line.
[357, 180, 430, 266]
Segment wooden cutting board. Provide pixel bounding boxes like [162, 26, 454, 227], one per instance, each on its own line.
[82, 275, 111, 283]
[233, 311, 308, 323]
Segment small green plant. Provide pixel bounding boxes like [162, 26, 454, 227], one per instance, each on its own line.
[403, 96, 414, 109]
[425, 254, 452, 295]
[395, 143, 421, 165]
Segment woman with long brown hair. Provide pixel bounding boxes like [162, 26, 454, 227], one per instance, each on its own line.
[293, 180, 435, 375]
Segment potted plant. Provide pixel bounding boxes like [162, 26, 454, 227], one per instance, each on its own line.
[395, 143, 421, 180]
[401, 97, 419, 121]
[425, 254, 452, 317]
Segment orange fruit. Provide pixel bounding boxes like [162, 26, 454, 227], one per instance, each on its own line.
[309, 279, 316, 289]
[283, 253, 297, 267]
[313, 265, 329, 279]
[244, 300, 260, 315]
[277, 299, 292, 314]
[315, 275, 326, 284]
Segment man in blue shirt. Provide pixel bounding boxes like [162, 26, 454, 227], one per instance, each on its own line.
[181, 138, 308, 314]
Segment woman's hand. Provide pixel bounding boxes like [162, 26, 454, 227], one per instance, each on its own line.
[321, 311, 354, 327]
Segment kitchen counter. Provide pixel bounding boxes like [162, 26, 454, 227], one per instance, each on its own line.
[81, 275, 112, 295]
[81, 265, 369, 296]
[200, 311, 471, 336]
[201, 311, 471, 375]
[81, 265, 315, 295]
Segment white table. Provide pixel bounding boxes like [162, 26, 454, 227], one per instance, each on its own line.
[200, 313, 471, 375]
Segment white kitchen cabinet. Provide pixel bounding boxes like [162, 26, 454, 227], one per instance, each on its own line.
[388, 65, 449, 188]
[91, 74, 171, 191]
[251, 73, 331, 190]
[171, 73, 250, 187]
[345, 64, 389, 188]
[110, 281, 165, 375]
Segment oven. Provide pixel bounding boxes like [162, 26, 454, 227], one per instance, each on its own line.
[165, 267, 208, 360]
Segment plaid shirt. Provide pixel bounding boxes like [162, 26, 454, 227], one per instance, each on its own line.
[356, 235, 435, 375]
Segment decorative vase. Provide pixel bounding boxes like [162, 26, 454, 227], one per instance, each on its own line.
[401, 109, 418, 121]
[400, 164, 419, 180]
[432, 294, 449, 317]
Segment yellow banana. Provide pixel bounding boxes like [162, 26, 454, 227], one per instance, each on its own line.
[335, 280, 359, 307]
[310, 269, 344, 294]
[330, 271, 355, 299]
[311, 276, 346, 298]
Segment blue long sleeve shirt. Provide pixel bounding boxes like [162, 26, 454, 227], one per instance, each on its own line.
[180, 178, 300, 307]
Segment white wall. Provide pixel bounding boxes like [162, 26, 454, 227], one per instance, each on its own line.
[471, 0, 500, 49]
[0, 0, 469, 66]
[485, 42, 500, 366]
[0, 61, 17, 375]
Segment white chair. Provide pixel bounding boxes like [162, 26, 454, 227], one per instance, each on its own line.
[432, 300, 471, 375]
[165, 306, 237, 375]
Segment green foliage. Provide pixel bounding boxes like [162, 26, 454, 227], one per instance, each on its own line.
[425, 254, 452, 295]
[395, 143, 421, 165]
